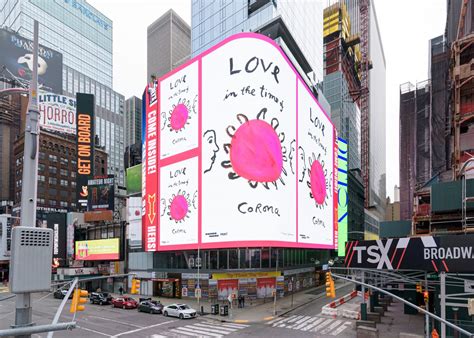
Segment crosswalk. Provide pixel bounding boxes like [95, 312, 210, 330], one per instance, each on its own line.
[151, 321, 249, 337]
[266, 314, 352, 335]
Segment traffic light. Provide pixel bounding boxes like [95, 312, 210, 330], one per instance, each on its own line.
[70, 289, 88, 313]
[131, 279, 140, 294]
[423, 291, 429, 304]
[416, 283, 422, 293]
[325, 272, 336, 298]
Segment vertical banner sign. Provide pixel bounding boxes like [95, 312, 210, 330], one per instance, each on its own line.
[142, 81, 159, 251]
[76, 93, 95, 211]
[337, 138, 348, 256]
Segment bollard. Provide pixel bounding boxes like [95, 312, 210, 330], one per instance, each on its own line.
[360, 303, 367, 321]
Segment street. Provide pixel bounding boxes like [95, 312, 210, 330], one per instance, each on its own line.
[0, 284, 359, 337]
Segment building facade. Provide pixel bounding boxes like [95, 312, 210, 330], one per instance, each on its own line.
[125, 96, 142, 148]
[147, 9, 191, 80]
[0, 0, 113, 88]
[13, 131, 108, 219]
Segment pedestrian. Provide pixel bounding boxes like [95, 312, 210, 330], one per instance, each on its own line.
[242, 296, 245, 308]
[119, 286, 123, 295]
[238, 295, 242, 308]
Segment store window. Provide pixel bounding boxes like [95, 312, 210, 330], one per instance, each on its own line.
[239, 248, 249, 269]
[261, 248, 270, 268]
[219, 250, 228, 269]
[209, 250, 218, 270]
[250, 249, 261, 269]
[229, 249, 238, 269]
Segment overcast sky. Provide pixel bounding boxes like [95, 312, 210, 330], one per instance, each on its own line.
[88, 0, 447, 201]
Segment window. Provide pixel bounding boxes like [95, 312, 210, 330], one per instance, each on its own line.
[210, 250, 218, 270]
[38, 175, 45, 182]
[49, 200, 57, 206]
[60, 157, 68, 166]
[250, 249, 261, 269]
[60, 179, 68, 187]
[60, 201, 68, 207]
[49, 177, 57, 185]
[71, 171, 76, 178]
[38, 164, 45, 172]
[239, 249, 249, 269]
[49, 166, 57, 174]
[219, 250, 228, 269]
[229, 249, 238, 269]
[71, 181, 76, 188]
[49, 155, 57, 162]
[60, 169, 68, 176]
[262, 248, 270, 268]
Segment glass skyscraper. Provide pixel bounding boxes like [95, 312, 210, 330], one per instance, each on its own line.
[0, 0, 113, 87]
[191, 0, 324, 84]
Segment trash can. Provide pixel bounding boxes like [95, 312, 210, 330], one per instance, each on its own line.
[211, 304, 219, 315]
[220, 305, 228, 316]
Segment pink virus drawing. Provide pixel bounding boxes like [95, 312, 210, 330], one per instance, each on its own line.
[169, 194, 189, 221]
[309, 160, 326, 204]
[221, 108, 288, 189]
[164, 95, 197, 132]
[170, 104, 189, 131]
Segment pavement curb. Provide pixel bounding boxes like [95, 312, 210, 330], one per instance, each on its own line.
[200, 282, 353, 324]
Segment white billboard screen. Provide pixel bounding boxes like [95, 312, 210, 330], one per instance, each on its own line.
[146, 33, 337, 251]
[38, 92, 76, 135]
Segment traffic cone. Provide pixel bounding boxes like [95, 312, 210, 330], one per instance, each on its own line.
[431, 328, 439, 338]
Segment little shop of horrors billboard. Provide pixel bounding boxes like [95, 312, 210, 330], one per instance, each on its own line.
[345, 234, 474, 273]
[142, 33, 338, 252]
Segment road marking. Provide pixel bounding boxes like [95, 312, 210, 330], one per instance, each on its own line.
[330, 321, 352, 336]
[233, 319, 248, 323]
[311, 318, 333, 332]
[171, 326, 222, 337]
[267, 316, 286, 325]
[300, 317, 325, 331]
[93, 315, 142, 328]
[193, 323, 237, 332]
[220, 323, 249, 329]
[77, 325, 113, 337]
[286, 315, 312, 329]
[264, 316, 274, 320]
[270, 316, 293, 326]
[169, 328, 202, 337]
[293, 316, 321, 330]
[150, 335, 168, 338]
[111, 319, 176, 337]
[190, 323, 235, 334]
[320, 319, 342, 335]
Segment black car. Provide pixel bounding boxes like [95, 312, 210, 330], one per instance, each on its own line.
[90, 292, 113, 305]
[53, 289, 72, 299]
[137, 300, 164, 314]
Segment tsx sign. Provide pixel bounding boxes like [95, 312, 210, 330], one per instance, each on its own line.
[345, 234, 474, 272]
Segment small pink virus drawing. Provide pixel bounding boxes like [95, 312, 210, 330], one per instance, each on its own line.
[306, 153, 328, 206]
[170, 104, 189, 131]
[163, 95, 197, 132]
[166, 190, 193, 222]
[221, 108, 288, 189]
[170, 194, 188, 221]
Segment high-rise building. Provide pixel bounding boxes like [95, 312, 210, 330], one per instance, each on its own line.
[323, 0, 386, 239]
[125, 96, 142, 148]
[147, 9, 191, 80]
[0, 0, 113, 88]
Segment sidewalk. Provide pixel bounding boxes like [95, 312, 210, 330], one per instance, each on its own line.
[116, 281, 350, 324]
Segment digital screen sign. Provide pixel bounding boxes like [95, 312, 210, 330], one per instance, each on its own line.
[143, 33, 338, 251]
[75, 238, 119, 261]
[337, 138, 348, 256]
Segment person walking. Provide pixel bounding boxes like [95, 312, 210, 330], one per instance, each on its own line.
[119, 286, 124, 295]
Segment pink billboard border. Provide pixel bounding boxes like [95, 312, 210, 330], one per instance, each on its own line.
[156, 32, 337, 251]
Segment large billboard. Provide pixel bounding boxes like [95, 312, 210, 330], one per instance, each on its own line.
[38, 92, 76, 135]
[0, 28, 63, 93]
[126, 164, 142, 195]
[76, 93, 95, 211]
[345, 234, 474, 273]
[46, 213, 67, 261]
[75, 238, 120, 261]
[337, 138, 348, 256]
[87, 175, 114, 211]
[143, 33, 337, 251]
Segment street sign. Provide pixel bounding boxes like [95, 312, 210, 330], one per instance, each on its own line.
[195, 288, 201, 298]
[288, 282, 293, 292]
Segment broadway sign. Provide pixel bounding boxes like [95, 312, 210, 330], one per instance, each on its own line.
[345, 234, 474, 273]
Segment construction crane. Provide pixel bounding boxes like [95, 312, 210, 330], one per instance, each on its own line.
[359, 0, 370, 208]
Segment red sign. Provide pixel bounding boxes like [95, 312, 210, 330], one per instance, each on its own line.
[142, 81, 159, 251]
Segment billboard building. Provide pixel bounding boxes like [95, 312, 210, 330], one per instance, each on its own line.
[133, 33, 339, 299]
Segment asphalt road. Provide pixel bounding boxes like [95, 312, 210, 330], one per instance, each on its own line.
[0, 284, 359, 337]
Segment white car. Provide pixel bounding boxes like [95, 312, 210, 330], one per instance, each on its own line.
[163, 303, 197, 319]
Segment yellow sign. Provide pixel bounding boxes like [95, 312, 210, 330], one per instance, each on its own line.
[75, 238, 120, 261]
[212, 271, 281, 280]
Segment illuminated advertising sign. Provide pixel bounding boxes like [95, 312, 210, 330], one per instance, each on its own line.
[87, 175, 115, 211]
[337, 138, 348, 256]
[126, 164, 142, 195]
[38, 92, 76, 134]
[76, 93, 95, 211]
[75, 238, 119, 261]
[142, 81, 159, 251]
[0, 28, 63, 93]
[145, 33, 337, 251]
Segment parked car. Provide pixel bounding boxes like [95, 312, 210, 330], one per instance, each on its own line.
[111, 297, 138, 309]
[90, 292, 113, 305]
[53, 289, 72, 299]
[137, 300, 164, 314]
[163, 304, 197, 319]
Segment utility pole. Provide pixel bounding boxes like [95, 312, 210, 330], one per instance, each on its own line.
[14, 20, 40, 337]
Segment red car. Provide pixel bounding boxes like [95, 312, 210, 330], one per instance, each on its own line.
[112, 297, 138, 309]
